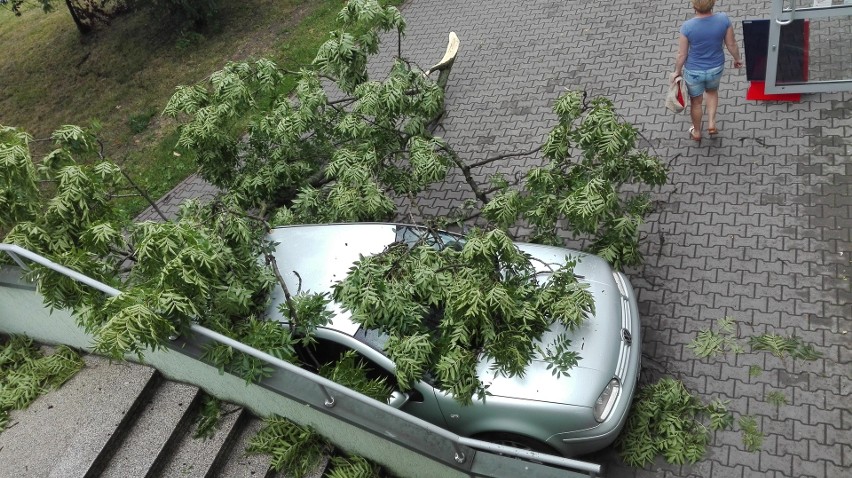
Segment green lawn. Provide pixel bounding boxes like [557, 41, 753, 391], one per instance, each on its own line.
[0, 0, 397, 216]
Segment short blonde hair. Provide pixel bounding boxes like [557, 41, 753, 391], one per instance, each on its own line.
[692, 0, 715, 13]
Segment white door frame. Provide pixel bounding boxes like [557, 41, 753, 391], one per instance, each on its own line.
[766, 0, 852, 93]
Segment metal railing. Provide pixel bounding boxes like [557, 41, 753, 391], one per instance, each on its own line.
[0, 243, 602, 477]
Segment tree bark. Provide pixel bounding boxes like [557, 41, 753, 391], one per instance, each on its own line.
[65, 0, 92, 34]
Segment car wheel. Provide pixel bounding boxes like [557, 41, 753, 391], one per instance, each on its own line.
[473, 432, 557, 456]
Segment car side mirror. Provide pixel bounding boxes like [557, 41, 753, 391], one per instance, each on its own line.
[387, 390, 409, 408]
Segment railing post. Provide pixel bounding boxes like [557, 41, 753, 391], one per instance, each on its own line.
[320, 385, 336, 407]
[6, 251, 28, 271]
[452, 444, 466, 464]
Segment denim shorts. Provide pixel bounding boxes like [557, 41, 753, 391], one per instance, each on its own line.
[683, 65, 724, 97]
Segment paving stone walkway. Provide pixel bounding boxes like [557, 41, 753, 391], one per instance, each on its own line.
[138, 1, 851, 477]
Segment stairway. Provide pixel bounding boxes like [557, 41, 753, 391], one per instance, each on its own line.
[0, 353, 299, 478]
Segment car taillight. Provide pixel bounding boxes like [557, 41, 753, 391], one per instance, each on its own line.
[594, 378, 621, 422]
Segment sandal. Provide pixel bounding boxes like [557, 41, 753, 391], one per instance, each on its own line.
[688, 126, 701, 142]
[708, 127, 719, 135]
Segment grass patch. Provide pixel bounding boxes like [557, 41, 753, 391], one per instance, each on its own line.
[2, 0, 403, 218]
[128, 108, 158, 134]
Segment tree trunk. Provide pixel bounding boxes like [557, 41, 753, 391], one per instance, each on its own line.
[65, 0, 92, 35]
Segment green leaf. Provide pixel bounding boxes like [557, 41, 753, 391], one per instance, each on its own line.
[247, 416, 329, 474]
[327, 455, 383, 478]
[749, 334, 820, 360]
[319, 351, 392, 402]
[0, 338, 83, 419]
[687, 317, 743, 359]
[765, 391, 788, 407]
[687, 329, 725, 358]
[739, 415, 763, 452]
[193, 395, 223, 440]
[616, 378, 727, 468]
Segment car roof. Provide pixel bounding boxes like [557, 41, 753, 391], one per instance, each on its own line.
[265, 222, 618, 344]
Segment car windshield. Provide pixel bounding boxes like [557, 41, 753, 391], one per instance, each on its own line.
[354, 326, 390, 352]
[395, 225, 464, 251]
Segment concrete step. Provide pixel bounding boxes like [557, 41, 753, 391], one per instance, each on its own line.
[0, 348, 345, 478]
[209, 413, 330, 478]
[158, 401, 247, 477]
[0, 354, 157, 478]
[212, 415, 280, 478]
[100, 377, 202, 478]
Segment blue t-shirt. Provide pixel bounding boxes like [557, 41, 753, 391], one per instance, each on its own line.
[680, 13, 731, 71]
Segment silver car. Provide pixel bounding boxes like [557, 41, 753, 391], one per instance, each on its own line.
[266, 223, 641, 457]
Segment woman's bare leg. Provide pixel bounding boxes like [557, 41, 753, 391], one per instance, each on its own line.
[690, 95, 703, 139]
[706, 88, 719, 131]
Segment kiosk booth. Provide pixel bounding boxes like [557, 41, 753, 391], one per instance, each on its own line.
[750, 0, 852, 96]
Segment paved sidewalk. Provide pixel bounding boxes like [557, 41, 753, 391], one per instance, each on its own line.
[140, 1, 851, 477]
[135, 173, 219, 222]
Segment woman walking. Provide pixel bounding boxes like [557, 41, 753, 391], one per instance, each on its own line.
[672, 0, 743, 141]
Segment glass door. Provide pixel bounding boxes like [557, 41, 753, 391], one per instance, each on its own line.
[765, 0, 852, 93]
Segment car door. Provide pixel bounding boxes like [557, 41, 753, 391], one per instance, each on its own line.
[309, 332, 449, 430]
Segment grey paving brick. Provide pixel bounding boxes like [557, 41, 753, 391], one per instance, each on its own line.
[749, 396, 786, 420]
[754, 283, 783, 300]
[808, 375, 840, 395]
[795, 299, 824, 316]
[767, 272, 796, 288]
[760, 451, 793, 474]
[707, 375, 737, 399]
[750, 311, 782, 329]
[794, 273, 824, 291]
[762, 418, 795, 440]
[799, 358, 829, 377]
[715, 294, 742, 310]
[794, 422, 828, 444]
[728, 448, 762, 473]
[696, 461, 738, 478]
[776, 435, 809, 461]
[791, 456, 826, 478]
[734, 379, 766, 399]
[808, 440, 844, 467]
[690, 291, 716, 308]
[766, 298, 798, 316]
[741, 295, 768, 311]
[709, 463, 746, 478]
[720, 363, 751, 383]
[825, 462, 849, 478]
